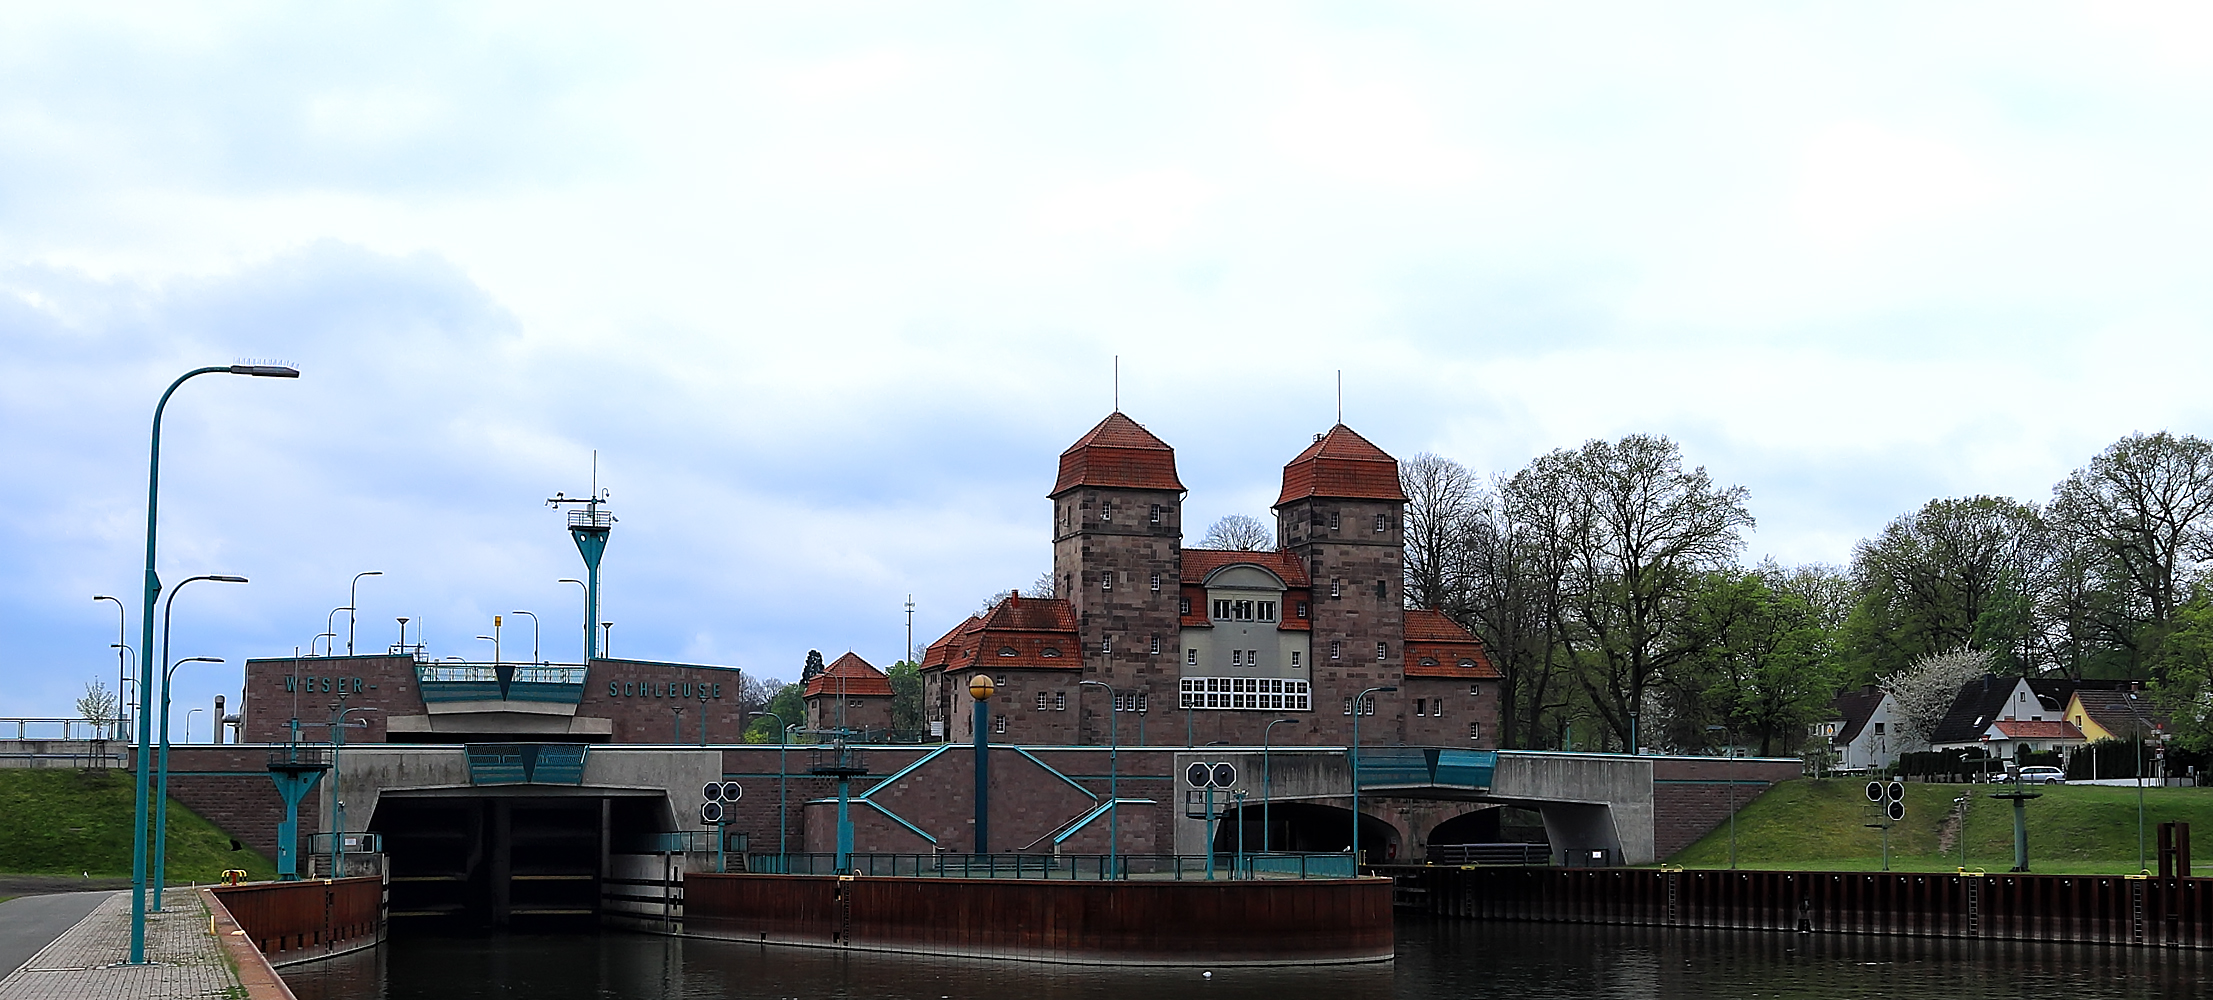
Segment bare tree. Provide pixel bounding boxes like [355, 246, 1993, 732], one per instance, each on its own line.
[1402, 452, 1479, 612]
[1199, 514, 1274, 551]
[76, 680, 116, 732]
[1463, 468, 1577, 748]
[1879, 647, 1993, 752]
[1026, 572, 1057, 599]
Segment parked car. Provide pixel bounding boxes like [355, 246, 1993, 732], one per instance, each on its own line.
[2017, 765, 2066, 784]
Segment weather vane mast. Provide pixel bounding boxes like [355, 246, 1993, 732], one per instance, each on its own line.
[547, 450, 615, 661]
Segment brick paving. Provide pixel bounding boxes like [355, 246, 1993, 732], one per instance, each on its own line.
[0, 889, 244, 1000]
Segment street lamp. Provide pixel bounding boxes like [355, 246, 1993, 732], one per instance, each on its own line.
[347, 572, 382, 656]
[94, 596, 129, 740]
[746, 710, 792, 868]
[1263, 717, 1298, 854]
[510, 610, 540, 664]
[558, 579, 587, 662]
[325, 607, 351, 655]
[153, 572, 247, 908]
[186, 708, 203, 744]
[1349, 685, 1396, 868]
[1080, 680, 1119, 878]
[330, 705, 378, 879]
[129, 361, 296, 964]
[313, 632, 337, 656]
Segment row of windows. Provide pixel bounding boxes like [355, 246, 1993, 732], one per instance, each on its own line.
[1315, 512, 1390, 533]
[1024, 690, 1152, 713]
[1183, 596, 1309, 619]
[1318, 640, 1390, 661]
[1184, 648, 1306, 669]
[1179, 676, 1312, 711]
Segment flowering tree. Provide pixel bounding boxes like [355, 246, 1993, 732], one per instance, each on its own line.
[1879, 647, 1992, 751]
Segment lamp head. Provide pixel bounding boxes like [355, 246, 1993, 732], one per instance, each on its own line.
[210, 575, 248, 584]
[180, 656, 224, 664]
[968, 674, 996, 701]
[229, 364, 300, 378]
[94, 594, 113, 601]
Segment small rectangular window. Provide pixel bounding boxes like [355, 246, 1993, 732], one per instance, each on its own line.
[1330, 640, 1342, 660]
[1343, 698, 1353, 716]
[1055, 691, 1067, 711]
[1102, 636, 1112, 654]
[1375, 513, 1386, 532]
[1291, 651, 1302, 668]
[1213, 599, 1232, 620]
[1873, 722, 1885, 735]
[1136, 692, 1148, 712]
[1232, 649, 1244, 666]
[1101, 572, 1112, 591]
[1469, 721, 1481, 742]
[1180, 596, 1192, 615]
[1435, 701, 1446, 719]
[1101, 503, 1113, 521]
[1469, 684, 1481, 697]
[1258, 601, 1277, 622]
[1186, 648, 1198, 666]
[1150, 572, 1161, 592]
[1150, 504, 1161, 524]
[1233, 599, 1253, 621]
[994, 714, 1008, 734]
[1415, 699, 1426, 716]
[1376, 580, 1386, 599]
[1330, 580, 1342, 598]
[1297, 601, 1309, 618]
[1329, 512, 1341, 530]
[1036, 691, 1048, 711]
[1377, 642, 1388, 662]
[1149, 635, 1161, 655]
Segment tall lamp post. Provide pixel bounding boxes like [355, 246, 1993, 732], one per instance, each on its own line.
[1263, 717, 1298, 854]
[558, 579, 587, 662]
[153, 571, 248, 907]
[331, 706, 378, 879]
[94, 596, 129, 740]
[1080, 680, 1119, 878]
[746, 710, 792, 868]
[185, 709, 203, 744]
[1348, 685, 1396, 868]
[346, 572, 382, 655]
[510, 610, 540, 664]
[129, 361, 296, 963]
[324, 607, 351, 656]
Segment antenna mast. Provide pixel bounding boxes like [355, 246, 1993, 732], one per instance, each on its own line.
[547, 451, 616, 662]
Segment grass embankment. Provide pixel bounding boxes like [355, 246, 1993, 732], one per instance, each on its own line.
[1668, 777, 2213, 875]
[0, 768, 276, 882]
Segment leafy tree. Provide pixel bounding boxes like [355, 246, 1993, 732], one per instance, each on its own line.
[76, 681, 116, 732]
[1199, 514, 1274, 551]
[887, 660, 924, 734]
[743, 683, 805, 743]
[1550, 435, 1755, 752]
[1878, 647, 1992, 752]
[800, 649, 826, 683]
[1843, 496, 2050, 681]
[2047, 432, 2213, 680]
[1667, 569, 1838, 756]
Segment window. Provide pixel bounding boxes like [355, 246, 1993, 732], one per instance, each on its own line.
[1297, 601, 1309, 619]
[1149, 635, 1161, 655]
[1101, 636, 1112, 654]
[1213, 599, 1232, 620]
[1232, 649, 1244, 667]
[1101, 572, 1112, 591]
[1248, 649, 1259, 666]
[1377, 642, 1388, 662]
[1419, 657, 1439, 667]
[1330, 640, 1342, 660]
[1458, 660, 1476, 671]
[1329, 512, 1341, 530]
[1036, 692, 1049, 711]
[1055, 691, 1067, 711]
[1150, 572, 1161, 592]
[1343, 698, 1353, 716]
[1873, 722, 1886, 735]
[1178, 677, 1310, 710]
[1469, 721, 1481, 742]
[1179, 596, 1191, 615]
[1375, 513, 1386, 532]
[1235, 599, 1254, 621]
[1041, 647, 1061, 658]
[1375, 580, 1387, 599]
[1186, 648, 1198, 666]
[999, 646, 1018, 657]
[1258, 601, 1277, 622]
[1330, 580, 1342, 598]
[1150, 503, 1161, 524]
[994, 715, 1008, 734]
[1102, 503, 1114, 522]
[1136, 692, 1148, 712]
[996, 675, 1008, 686]
[1469, 683, 1481, 697]
[1415, 699, 1427, 716]
[1290, 651, 1302, 668]
[1435, 701, 1446, 719]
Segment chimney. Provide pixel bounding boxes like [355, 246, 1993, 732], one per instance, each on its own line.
[213, 695, 225, 744]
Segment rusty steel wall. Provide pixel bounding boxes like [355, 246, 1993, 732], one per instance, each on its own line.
[1388, 866, 2213, 949]
[209, 876, 386, 966]
[686, 873, 1394, 965]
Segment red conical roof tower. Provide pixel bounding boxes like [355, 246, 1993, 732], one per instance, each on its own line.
[1275, 424, 1407, 506]
[1051, 412, 1185, 496]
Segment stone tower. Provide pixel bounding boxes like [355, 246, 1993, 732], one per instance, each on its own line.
[1274, 424, 1408, 744]
[1049, 413, 1185, 744]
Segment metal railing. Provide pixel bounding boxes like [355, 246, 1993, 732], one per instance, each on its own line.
[624, 830, 747, 853]
[416, 663, 499, 683]
[567, 509, 613, 529]
[1424, 842, 1553, 866]
[0, 718, 128, 741]
[750, 852, 1361, 880]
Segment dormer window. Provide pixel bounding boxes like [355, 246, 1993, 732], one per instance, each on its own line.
[1298, 601, 1309, 618]
[1041, 647, 1061, 658]
[999, 647, 1018, 657]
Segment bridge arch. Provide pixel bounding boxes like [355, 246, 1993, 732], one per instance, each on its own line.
[1212, 801, 1403, 862]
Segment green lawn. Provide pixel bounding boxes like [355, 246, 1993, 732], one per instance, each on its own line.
[1668, 777, 2213, 875]
[0, 769, 276, 882]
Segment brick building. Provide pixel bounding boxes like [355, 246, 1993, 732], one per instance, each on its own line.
[920, 411, 1501, 749]
[802, 652, 894, 734]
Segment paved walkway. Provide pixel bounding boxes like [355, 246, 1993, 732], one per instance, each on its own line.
[0, 891, 115, 979]
[0, 889, 244, 1000]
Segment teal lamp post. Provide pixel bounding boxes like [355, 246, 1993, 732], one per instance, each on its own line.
[129, 363, 295, 964]
[152, 573, 246, 909]
[1262, 717, 1298, 854]
[745, 710, 792, 869]
[1080, 680, 1119, 878]
[1348, 685, 1395, 868]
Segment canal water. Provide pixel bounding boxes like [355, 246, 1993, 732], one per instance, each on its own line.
[282, 918, 2212, 1000]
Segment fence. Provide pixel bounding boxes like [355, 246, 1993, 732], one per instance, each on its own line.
[1426, 842, 1553, 865]
[752, 852, 1359, 880]
[208, 876, 385, 966]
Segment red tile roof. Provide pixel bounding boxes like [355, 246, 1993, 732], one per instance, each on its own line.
[1181, 548, 1311, 587]
[1401, 608, 1500, 679]
[1052, 412, 1186, 495]
[804, 651, 894, 698]
[1989, 719, 2084, 741]
[924, 593, 1084, 673]
[1276, 424, 1407, 505]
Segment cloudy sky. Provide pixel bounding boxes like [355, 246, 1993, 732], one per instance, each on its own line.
[7, 3, 2213, 730]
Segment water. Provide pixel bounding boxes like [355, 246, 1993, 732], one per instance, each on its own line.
[282, 918, 2213, 1000]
